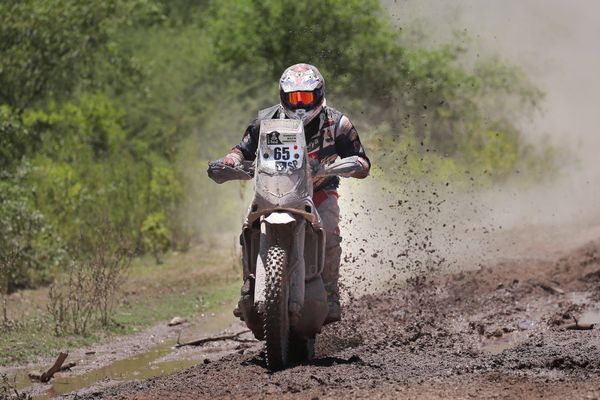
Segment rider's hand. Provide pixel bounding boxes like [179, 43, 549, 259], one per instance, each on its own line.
[223, 151, 243, 167]
[223, 156, 236, 167]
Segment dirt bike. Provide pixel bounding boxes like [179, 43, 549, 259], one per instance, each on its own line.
[208, 119, 328, 370]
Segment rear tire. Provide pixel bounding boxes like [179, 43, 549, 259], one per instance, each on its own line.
[263, 245, 289, 371]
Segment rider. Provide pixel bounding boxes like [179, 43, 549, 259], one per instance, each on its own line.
[221, 63, 370, 323]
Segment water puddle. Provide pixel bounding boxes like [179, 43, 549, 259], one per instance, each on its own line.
[8, 302, 242, 399]
[33, 340, 194, 399]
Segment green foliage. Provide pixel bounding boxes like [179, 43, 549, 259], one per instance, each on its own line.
[207, 0, 403, 102]
[204, 1, 539, 118]
[0, 0, 118, 111]
[141, 212, 172, 264]
[204, 0, 547, 185]
[0, 0, 553, 296]
[0, 106, 29, 170]
[0, 165, 63, 293]
[24, 94, 132, 244]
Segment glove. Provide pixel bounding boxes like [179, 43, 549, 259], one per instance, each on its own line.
[223, 151, 244, 167]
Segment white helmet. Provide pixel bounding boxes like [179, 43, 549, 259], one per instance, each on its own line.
[279, 63, 325, 125]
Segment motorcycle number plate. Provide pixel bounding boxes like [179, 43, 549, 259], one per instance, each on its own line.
[259, 120, 304, 172]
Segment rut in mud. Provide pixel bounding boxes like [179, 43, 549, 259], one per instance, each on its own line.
[72, 238, 600, 399]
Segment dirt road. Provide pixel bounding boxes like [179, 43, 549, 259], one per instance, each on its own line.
[71, 234, 600, 400]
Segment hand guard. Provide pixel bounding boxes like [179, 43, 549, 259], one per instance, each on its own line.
[312, 156, 369, 178]
[207, 158, 254, 184]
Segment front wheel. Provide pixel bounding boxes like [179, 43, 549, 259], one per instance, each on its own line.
[290, 335, 315, 363]
[263, 245, 289, 370]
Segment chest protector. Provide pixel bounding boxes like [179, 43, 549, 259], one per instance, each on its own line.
[257, 105, 344, 191]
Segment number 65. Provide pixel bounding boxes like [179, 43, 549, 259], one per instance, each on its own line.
[273, 147, 290, 160]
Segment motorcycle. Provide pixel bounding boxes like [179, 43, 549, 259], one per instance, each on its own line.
[208, 118, 328, 370]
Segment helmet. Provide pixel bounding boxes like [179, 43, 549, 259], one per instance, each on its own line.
[279, 63, 325, 125]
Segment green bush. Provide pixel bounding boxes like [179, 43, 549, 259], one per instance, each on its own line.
[0, 166, 63, 293]
[0, 0, 554, 294]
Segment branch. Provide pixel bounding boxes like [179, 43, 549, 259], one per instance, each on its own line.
[28, 352, 72, 383]
[175, 329, 255, 348]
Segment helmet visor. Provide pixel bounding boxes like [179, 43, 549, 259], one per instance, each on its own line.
[287, 91, 315, 108]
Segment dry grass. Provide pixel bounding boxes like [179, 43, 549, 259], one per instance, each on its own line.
[0, 235, 241, 365]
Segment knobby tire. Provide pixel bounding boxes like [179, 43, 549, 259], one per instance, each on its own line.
[263, 245, 289, 370]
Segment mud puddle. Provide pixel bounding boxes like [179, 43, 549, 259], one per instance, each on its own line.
[20, 340, 196, 399]
[7, 300, 250, 399]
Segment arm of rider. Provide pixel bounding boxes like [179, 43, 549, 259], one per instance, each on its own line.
[312, 156, 370, 178]
[221, 118, 260, 168]
[331, 115, 371, 179]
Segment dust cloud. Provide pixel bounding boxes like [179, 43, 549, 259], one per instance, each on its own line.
[339, 1, 600, 296]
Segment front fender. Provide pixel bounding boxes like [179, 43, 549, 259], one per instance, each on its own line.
[264, 212, 296, 225]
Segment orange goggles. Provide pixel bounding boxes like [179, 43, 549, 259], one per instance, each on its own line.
[287, 91, 315, 107]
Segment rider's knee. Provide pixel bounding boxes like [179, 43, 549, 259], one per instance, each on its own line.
[325, 233, 342, 251]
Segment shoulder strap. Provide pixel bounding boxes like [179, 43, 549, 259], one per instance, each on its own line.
[317, 107, 328, 158]
[325, 106, 344, 140]
[257, 104, 281, 121]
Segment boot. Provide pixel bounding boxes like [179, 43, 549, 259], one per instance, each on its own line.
[325, 291, 341, 324]
[322, 235, 342, 324]
[233, 302, 244, 319]
[233, 278, 253, 320]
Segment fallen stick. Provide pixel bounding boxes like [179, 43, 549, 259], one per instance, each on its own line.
[535, 281, 565, 295]
[29, 352, 69, 383]
[59, 362, 77, 371]
[175, 329, 255, 348]
[565, 322, 594, 330]
[168, 316, 188, 327]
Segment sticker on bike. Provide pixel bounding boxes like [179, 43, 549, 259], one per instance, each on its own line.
[266, 131, 283, 145]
